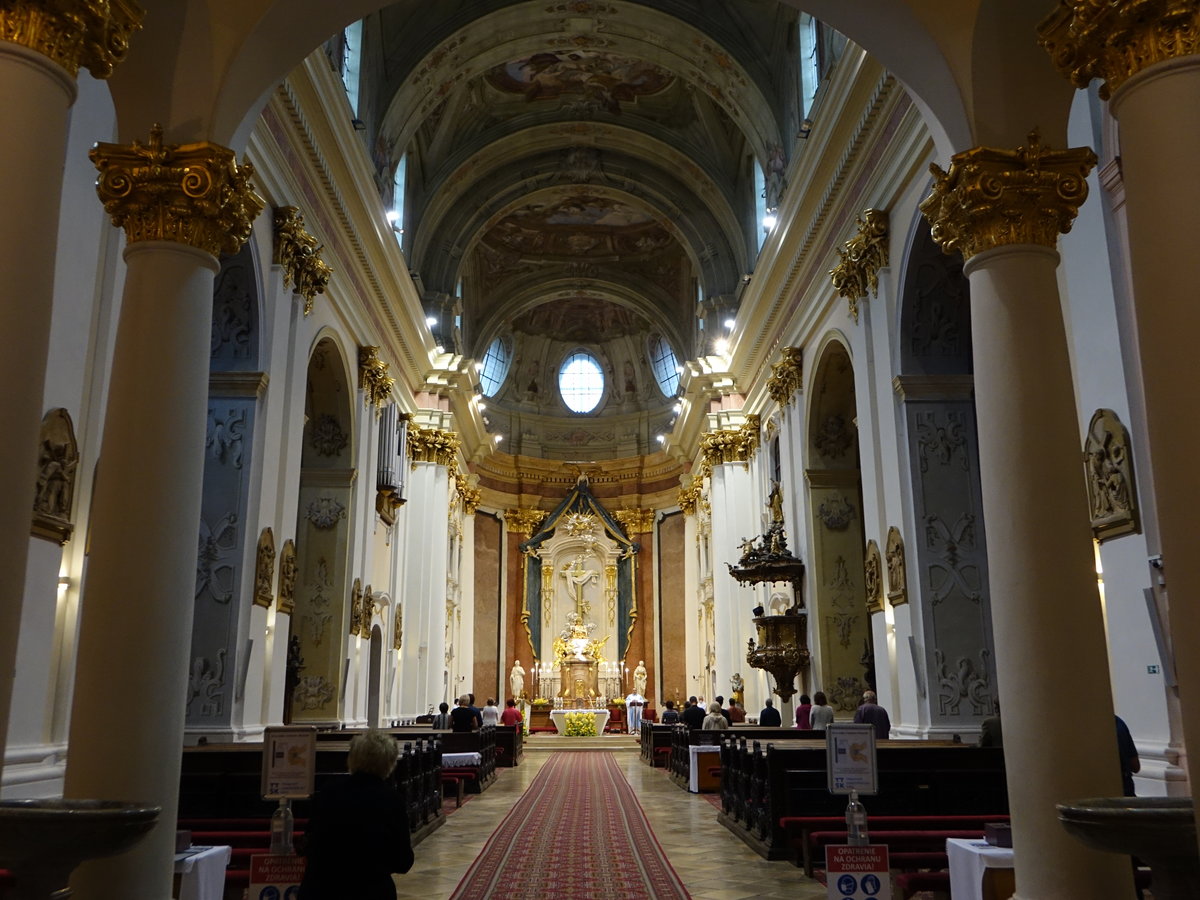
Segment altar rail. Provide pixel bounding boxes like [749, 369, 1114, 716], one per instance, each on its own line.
[717, 737, 1008, 860]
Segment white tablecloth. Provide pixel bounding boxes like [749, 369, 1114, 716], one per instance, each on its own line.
[174, 845, 231, 900]
[947, 837, 1013, 900]
[549, 709, 610, 735]
[688, 745, 722, 792]
[442, 751, 482, 766]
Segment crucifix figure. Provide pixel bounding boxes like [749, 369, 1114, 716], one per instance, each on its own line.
[561, 554, 599, 617]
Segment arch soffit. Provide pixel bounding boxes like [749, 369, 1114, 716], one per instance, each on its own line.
[414, 122, 741, 251]
[305, 331, 356, 417]
[378, 1, 783, 169]
[804, 330, 858, 458]
[417, 170, 742, 297]
[474, 277, 690, 360]
[107, 1, 1072, 164]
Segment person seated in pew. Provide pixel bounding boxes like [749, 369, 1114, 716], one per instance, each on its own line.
[682, 696, 706, 729]
[758, 698, 782, 727]
[728, 699, 746, 723]
[481, 698, 501, 728]
[702, 701, 730, 730]
[500, 698, 523, 727]
[299, 729, 414, 900]
[660, 699, 681, 725]
[450, 695, 479, 732]
[809, 691, 835, 731]
[431, 701, 450, 730]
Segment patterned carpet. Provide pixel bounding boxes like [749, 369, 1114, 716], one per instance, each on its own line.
[447, 752, 691, 899]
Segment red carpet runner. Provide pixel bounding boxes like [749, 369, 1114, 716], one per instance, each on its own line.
[447, 752, 691, 899]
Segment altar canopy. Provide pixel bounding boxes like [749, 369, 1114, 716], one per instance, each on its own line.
[519, 479, 638, 669]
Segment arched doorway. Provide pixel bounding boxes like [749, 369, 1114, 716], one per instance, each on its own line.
[805, 338, 870, 714]
[893, 218, 995, 737]
[288, 335, 356, 726]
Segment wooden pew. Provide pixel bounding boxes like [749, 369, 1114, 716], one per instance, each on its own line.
[494, 724, 524, 767]
[716, 737, 1008, 860]
[640, 721, 674, 765]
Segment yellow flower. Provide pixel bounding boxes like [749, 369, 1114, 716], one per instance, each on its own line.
[564, 711, 598, 737]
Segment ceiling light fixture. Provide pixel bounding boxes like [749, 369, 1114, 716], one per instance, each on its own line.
[426, 316, 438, 327]
[762, 209, 778, 230]
[714, 337, 729, 355]
[724, 318, 735, 330]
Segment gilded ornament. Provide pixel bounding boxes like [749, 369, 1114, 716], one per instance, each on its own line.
[457, 482, 482, 515]
[864, 539, 884, 614]
[677, 481, 702, 516]
[919, 131, 1096, 262]
[274, 206, 332, 316]
[358, 345, 394, 411]
[277, 539, 297, 615]
[0, 0, 143, 79]
[885, 526, 908, 607]
[253, 527, 275, 609]
[91, 124, 263, 258]
[614, 508, 655, 534]
[829, 209, 889, 322]
[393, 604, 403, 651]
[360, 583, 374, 637]
[1039, 1, 1200, 100]
[699, 414, 761, 467]
[349, 578, 363, 637]
[766, 346, 803, 407]
[506, 508, 547, 537]
[407, 425, 460, 468]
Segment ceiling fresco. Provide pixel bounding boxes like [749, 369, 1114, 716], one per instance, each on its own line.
[353, 0, 811, 456]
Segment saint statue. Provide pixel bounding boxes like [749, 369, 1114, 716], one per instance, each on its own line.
[633, 660, 648, 696]
[768, 481, 785, 526]
[510, 660, 526, 699]
[730, 672, 745, 704]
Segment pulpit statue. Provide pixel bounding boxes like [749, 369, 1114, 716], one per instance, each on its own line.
[510, 660, 525, 699]
[633, 660, 648, 696]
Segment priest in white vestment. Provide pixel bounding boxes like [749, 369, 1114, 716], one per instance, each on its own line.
[625, 692, 645, 734]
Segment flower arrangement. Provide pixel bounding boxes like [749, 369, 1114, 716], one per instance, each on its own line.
[610, 697, 626, 707]
[564, 711, 598, 737]
[532, 697, 550, 706]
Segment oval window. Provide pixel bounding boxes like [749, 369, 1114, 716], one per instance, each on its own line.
[648, 334, 681, 397]
[479, 337, 512, 397]
[559, 351, 604, 413]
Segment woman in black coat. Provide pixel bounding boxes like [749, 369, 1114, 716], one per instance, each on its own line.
[299, 729, 414, 899]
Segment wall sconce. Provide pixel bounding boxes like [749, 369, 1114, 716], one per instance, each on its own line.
[798, 118, 813, 139]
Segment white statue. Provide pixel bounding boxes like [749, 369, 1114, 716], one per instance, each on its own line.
[510, 659, 525, 699]
[633, 660, 648, 696]
[561, 555, 599, 615]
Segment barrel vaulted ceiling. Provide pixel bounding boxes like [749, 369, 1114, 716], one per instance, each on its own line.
[349, 0, 821, 458]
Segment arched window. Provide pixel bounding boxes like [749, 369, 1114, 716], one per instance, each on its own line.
[648, 335, 680, 397]
[479, 337, 512, 397]
[559, 351, 604, 413]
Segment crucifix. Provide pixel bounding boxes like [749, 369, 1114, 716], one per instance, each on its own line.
[561, 554, 599, 617]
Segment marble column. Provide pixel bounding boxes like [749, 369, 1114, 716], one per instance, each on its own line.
[64, 127, 261, 899]
[0, 0, 141, 768]
[922, 137, 1132, 900]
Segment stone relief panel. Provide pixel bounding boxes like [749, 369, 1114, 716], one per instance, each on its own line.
[253, 527, 275, 608]
[1085, 408, 1140, 541]
[903, 401, 995, 727]
[210, 244, 257, 367]
[864, 539, 883, 614]
[277, 539, 297, 615]
[187, 649, 226, 718]
[32, 408, 79, 544]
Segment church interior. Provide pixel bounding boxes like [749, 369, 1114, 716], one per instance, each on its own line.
[2, 1, 1199, 899]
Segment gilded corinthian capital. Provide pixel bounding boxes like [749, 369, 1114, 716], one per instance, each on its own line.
[919, 132, 1096, 262]
[767, 346, 804, 407]
[615, 508, 655, 534]
[274, 206, 332, 316]
[91, 124, 263, 257]
[505, 508, 546, 537]
[829, 209, 889, 322]
[1039, 1, 1200, 100]
[407, 425, 460, 467]
[358, 345, 394, 411]
[0, 0, 143, 78]
[700, 414, 761, 467]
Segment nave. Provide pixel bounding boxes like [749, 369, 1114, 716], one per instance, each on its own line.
[399, 747, 824, 900]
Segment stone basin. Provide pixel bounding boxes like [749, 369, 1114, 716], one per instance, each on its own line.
[1058, 796, 1197, 900]
[0, 800, 160, 899]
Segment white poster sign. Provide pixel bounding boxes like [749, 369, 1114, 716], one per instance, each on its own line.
[261, 726, 317, 800]
[826, 723, 878, 795]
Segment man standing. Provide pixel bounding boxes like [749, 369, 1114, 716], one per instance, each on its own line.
[715, 695, 732, 725]
[682, 695, 706, 730]
[728, 699, 746, 724]
[853, 690, 891, 739]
